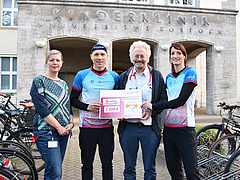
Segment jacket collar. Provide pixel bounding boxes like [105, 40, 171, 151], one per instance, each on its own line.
[126, 65, 153, 75]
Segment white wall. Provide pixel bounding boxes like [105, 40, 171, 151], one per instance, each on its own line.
[196, 51, 206, 107]
[0, 29, 17, 55]
[200, 0, 227, 9]
[237, 0, 240, 104]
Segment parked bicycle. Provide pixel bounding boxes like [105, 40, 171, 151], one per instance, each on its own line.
[0, 147, 38, 180]
[0, 166, 21, 180]
[196, 102, 240, 179]
[197, 102, 240, 152]
[223, 147, 240, 177]
[0, 93, 34, 128]
[0, 93, 45, 172]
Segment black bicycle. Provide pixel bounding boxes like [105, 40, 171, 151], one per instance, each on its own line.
[0, 166, 21, 180]
[0, 147, 38, 180]
[0, 94, 45, 172]
[197, 102, 240, 151]
[0, 93, 34, 128]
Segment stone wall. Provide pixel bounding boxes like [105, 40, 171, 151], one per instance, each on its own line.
[16, 0, 238, 114]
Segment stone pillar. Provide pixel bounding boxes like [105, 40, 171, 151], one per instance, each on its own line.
[206, 46, 215, 114]
[157, 44, 171, 78]
[100, 42, 112, 70]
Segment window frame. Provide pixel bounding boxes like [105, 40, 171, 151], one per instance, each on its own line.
[0, 55, 17, 93]
[120, 0, 150, 4]
[168, 0, 195, 7]
[1, 0, 18, 28]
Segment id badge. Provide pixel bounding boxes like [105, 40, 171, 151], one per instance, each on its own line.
[48, 141, 58, 148]
[48, 131, 58, 148]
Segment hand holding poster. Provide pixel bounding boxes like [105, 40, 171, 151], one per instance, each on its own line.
[99, 89, 142, 119]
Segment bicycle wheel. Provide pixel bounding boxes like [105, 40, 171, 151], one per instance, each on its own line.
[197, 124, 231, 155]
[0, 166, 21, 180]
[0, 140, 34, 164]
[207, 134, 239, 174]
[6, 128, 45, 172]
[224, 149, 240, 178]
[0, 148, 38, 180]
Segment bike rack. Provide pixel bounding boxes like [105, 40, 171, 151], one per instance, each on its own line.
[196, 145, 240, 179]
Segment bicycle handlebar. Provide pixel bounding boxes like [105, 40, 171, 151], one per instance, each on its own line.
[0, 93, 13, 98]
[218, 102, 240, 111]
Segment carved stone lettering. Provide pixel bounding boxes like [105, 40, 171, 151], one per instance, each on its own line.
[81, 12, 89, 20]
[98, 12, 106, 21]
[142, 14, 148, 22]
[54, 9, 61, 19]
[128, 13, 134, 22]
[178, 16, 185, 25]
[69, 10, 73, 20]
[134, 26, 139, 31]
[115, 13, 121, 22]
[203, 17, 209, 26]
[193, 17, 196, 25]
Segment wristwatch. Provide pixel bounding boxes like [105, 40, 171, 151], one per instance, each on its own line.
[70, 122, 75, 128]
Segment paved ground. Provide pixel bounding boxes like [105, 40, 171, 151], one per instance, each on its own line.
[37, 108, 222, 180]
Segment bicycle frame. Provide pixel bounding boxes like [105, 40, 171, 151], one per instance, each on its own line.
[0, 93, 19, 111]
[0, 113, 27, 145]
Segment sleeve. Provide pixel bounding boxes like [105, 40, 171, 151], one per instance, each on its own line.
[72, 72, 83, 91]
[70, 89, 89, 110]
[152, 70, 168, 116]
[63, 80, 74, 116]
[185, 67, 198, 85]
[118, 71, 128, 90]
[113, 73, 120, 90]
[153, 67, 198, 110]
[30, 78, 51, 119]
[153, 82, 196, 110]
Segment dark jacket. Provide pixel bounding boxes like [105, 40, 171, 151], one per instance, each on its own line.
[117, 65, 168, 138]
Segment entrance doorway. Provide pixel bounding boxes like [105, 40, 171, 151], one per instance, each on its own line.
[49, 37, 97, 91]
[112, 39, 155, 75]
[177, 41, 211, 111]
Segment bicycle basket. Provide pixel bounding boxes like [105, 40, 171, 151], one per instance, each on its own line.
[17, 107, 35, 128]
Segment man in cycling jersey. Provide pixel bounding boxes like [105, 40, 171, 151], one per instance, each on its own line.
[70, 44, 119, 180]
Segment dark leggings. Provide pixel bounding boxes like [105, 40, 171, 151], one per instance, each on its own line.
[79, 127, 114, 180]
[163, 126, 200, 180]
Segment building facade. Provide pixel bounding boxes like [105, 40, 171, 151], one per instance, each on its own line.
[0, 0, 239, 114]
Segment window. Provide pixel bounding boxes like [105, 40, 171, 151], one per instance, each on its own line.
[2, 0, 18, 27]
[121, 0, 149, 4]
[0, 57, 17, 92]
[169, 0, 195, 6]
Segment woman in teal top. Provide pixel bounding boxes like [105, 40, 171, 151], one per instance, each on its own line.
[30, 49, 74, 180]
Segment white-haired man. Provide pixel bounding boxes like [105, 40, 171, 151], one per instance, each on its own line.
[117, 41, 168, 179]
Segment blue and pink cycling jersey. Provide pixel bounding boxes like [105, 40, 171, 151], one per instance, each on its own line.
[72, 67, 119, 128]
[164, 66, 198, 127]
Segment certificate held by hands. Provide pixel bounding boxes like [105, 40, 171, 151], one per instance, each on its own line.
[99, 89, 142, 119]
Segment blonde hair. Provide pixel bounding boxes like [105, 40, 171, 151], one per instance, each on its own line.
[46, 49, 63, 62]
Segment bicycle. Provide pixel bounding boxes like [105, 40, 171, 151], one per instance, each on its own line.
[0, 166, 21, 180]
[0, 93, 34, 128]
[0, 93, 45, 172]
[0, 105, 45, 172]
[197, 102, 240, 152]
[0, 147, 38, 180]
[206, 130, 240, 176]
[0, 140, 34, 164]
[223, 148, 240, 178]
[0, 93, 19, 111]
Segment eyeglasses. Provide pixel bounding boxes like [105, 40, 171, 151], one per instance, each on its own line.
[133, 55, 145, 59]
